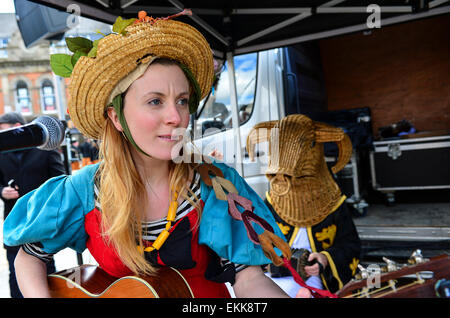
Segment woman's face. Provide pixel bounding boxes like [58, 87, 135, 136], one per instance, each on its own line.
[110, 62, 191, 161]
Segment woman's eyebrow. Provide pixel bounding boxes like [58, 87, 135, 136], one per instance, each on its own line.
[142, 91, 189, 99]
[177, 91, 190, 98]
[142, 91, 164, 99]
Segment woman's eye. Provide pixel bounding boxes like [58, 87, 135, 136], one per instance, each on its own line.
[148, 99, 161, 105]
[178, 98, 189, 105]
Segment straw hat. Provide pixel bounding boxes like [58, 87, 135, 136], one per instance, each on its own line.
[67, 17, 214, 139]
[247, 114, 353, 227]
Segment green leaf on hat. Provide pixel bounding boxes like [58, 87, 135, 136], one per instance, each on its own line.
[65, 37, 93, 54]
[50, 54, 73, 78]
[71, 50, 87, 67]
[112, 16, 136, 35]
[87, 39, 100, 58]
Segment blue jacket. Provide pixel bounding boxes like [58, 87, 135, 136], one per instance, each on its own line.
[3, 162, 285, 266]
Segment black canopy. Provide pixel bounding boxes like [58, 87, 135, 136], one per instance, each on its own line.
[30, 0, 450, 57]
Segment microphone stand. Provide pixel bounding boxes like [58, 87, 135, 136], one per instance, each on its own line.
[54, 71, 83, 266]
[61, 125, 72, 176]
[62, 128, 85, 265]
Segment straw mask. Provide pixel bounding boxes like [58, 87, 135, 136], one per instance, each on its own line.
[246, 114, 353, 227]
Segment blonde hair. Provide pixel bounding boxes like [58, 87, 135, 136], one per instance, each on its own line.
[96, 118, 201, 276]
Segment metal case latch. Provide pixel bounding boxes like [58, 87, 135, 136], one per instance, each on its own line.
[387, 143, 401, 160]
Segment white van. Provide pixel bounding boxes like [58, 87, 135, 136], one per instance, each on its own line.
[190, 44, 345, 200]
[192, 46, 296, 198]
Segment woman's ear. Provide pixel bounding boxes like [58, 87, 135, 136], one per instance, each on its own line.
[106, 107, 124, 132]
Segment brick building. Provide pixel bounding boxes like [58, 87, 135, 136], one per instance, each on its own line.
[319, 14, 450, 135]
[0, 13, 110, 123]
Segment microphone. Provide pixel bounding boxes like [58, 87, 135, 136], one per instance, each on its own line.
[0, 116, 65, 153]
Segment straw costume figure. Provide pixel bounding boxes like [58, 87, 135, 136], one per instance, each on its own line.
[247, 114, 361, 297]
[3, 10, 294, 298]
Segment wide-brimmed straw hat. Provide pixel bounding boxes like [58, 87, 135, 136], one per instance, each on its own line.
[66, 13, 213, 140]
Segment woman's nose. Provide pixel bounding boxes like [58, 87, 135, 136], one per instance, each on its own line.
[164, 102, 182, 126]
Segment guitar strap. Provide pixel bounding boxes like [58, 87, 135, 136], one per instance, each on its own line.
[283, 258, 338, 298]
[191, 160, 338, 298]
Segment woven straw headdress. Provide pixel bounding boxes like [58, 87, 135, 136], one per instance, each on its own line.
[63, 12, 213, 140]
[246, 114, 353, 227]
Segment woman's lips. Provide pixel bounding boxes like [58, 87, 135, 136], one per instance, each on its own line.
[158, 134, 180, 142]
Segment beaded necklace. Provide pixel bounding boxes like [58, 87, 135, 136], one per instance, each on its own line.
[137, 191, 179, 253]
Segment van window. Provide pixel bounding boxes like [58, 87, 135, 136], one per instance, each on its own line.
[195, 53, 257, 136]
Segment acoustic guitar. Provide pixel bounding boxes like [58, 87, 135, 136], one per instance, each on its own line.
[47, 264, 194, 298]
[337, 251, 450, 298]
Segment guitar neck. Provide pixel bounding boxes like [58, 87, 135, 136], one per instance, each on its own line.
[337, 255, 450, 298]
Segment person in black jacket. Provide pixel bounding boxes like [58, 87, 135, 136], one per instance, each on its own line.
[0, 112, 66, 298]
[247, 114, 361, 297]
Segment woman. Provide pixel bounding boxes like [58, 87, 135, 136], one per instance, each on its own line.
[3, 11, 291, 298]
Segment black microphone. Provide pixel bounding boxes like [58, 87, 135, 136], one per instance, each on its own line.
[0, 116, 65, 153]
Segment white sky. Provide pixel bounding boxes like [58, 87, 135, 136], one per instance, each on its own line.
[0, 0, 15, 13]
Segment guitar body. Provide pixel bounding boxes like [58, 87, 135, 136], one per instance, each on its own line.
[48, 265, 194, 298]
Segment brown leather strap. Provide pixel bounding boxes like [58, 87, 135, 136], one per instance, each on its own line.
[225, 192, 273, 242]
[226, 192, 253, 219]
[195, 163, 224, 187]
[259, 231, 292, 266]
[212, 176, 237, 201]
[193, 162, 291, 266]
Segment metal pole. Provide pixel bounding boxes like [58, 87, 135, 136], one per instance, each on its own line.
[226, 52, 243, 175]
[53, 74, 65, 121]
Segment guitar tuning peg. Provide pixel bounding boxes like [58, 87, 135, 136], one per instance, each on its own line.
[355, 264, 368, 280]
[382, 256, 393, 264]
[382, 257, 398, 272]
[408, 249, 428, 264]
